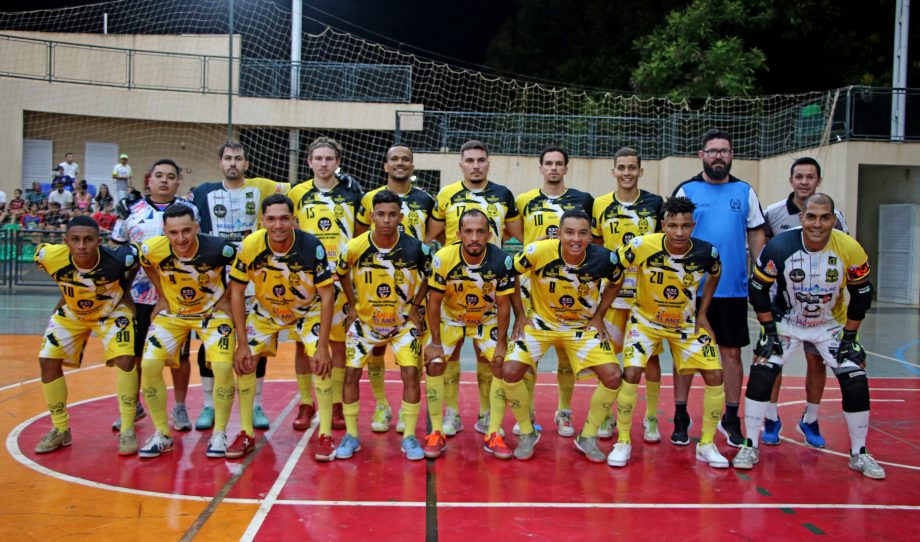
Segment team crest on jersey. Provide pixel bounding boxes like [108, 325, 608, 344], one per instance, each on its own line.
[682, 274, 696, 287]
[288, 273, 301, 287]
[730, 199, 741, 211]
[115, 316, 130, 329]
[96, 285, 107, 295]
[790, 268, 806, 283]
[377, 284, 391, 298]
[245, 201, 256, 215]
[765, 260, 778, 276]
[559, 295, 575, 307]
[663, 285, 679, 300]
[318, 218, 332, 231]
[273, 285, 286, 298]
[407, 212, 419, 225]
[465, 294, 479, 306]
[77, 299, 94, 310]
[546, 225, 558, 238]
[637, 218, 649, 234]
[218, 324, 232, 337]
[577, 283, 590, 297]
[826, 268, 839, 283]
[394, 270, 404, 284]
[486, 204, 498, 217]
[180, 287, 196, 300]
[214, 204, 227, 218]
[482, 282, 494, 295]
[198, 274, 210, 286]
[334, 204, 344, 219]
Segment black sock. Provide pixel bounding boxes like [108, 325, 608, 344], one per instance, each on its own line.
[725, 403, 739, 421]
[674, 402, 688, 416]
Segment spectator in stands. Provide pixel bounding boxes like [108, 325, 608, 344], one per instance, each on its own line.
[48, 180, 74, 209]
[20, 203, 44, 230]
[51, 166, 74, 191]
[8, 189, 25, 213]
[74, 181, 94, 212]
[92, 201, 118, 232]
[45, 202, 68, 230]
[58, 152, 79, 180]
[0, 189, 6, 210]
[112, 154, 133, 200]
[25, 182, 47, 207]
[94, 183, 114, 212]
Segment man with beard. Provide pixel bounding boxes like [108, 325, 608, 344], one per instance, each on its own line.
[672, 129, 766, 448]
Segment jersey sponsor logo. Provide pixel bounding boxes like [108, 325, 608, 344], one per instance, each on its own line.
[789, 268, 806, 283]
[245, 201, 256, 215]
[546, 225, 558, 238]
[559, 295, 575, 308]
[180, 287, 196, 300]
[465, 294, 479, 306]
[318, 218, 332, 231]
[504, 256, 513, 270]
[217, 323, 232, 337]
[376, 284, 391, 298]
[222, 245, 236, 258]
[663, 285, 679, 300]
[77, 299, 94, 310]
[316, 245, 325, 260]
[847, 262, 870, 280]
[828, 256, 838, 266]
[311, 323, 321, 336]
[273, 285, 286, 298]
[765, 260, 778, 276]
[214, 204, 227, 218]
[730, 199, 741, 211]
[826, 269, 839, 283]
[115, 316, 131, 329]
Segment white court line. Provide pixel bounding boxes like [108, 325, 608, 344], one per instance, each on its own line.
[777, 436, 920, 471]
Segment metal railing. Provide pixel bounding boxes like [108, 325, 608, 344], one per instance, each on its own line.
[0, 228, 116, 290]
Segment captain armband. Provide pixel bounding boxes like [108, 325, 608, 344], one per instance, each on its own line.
[846, 281, 873, 321]
[748, 274, 773, 314]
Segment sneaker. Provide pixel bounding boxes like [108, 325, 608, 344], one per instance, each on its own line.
[293, 403, 315, 431]
[597, 413, 616, 440]
[671, 412, 692, 446]
[118, 429, 138, 456]
[138, 431, 174, 458]
[370, 405, 393, 433]
[195, 406, 215, 431]
[396, 408, 406, 433]
[796, 418, 827, 448]
[849, 448, 886, 480]
[112, 403, 146, 431]
[514, 431, 541, 461]
[206, 432, 228, 458]
[554, 409, 575, 438]
[331, 403, 346, 430]
[731, 440, 759, 470]
[335, 434, 361, 460]
[762, 417, 782, 446]
[253, 405, 270, 430]
[442, 407, 462, 437]
[718, 416, 744, 448]
[35, 427, 72, 454]
[423, 431, 447, 459]
[483, 432, 512, 460]
[313, 434, 337, 462]
[607, 442, 632, 467]
[697, 441, 730, 469]
[401, 435, 425, 461]
[643, 417, 661, 443]
[225, 432, 256, 459]
[172, 405, 192, 432]
[475, 411, 490, 435]
[574, 434, 606, 463]
[512, 410, 537, 436]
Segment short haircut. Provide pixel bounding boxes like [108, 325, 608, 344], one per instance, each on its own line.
[309, 137, 343, 160]
[559, 209, 591, 228]
[790, 156, 821, 177]
[539, 145, 569, 165]
[262, 193, 294, 214]
[803, 193, 835, 213]
[701, 129, 732, 149]
[613, 146, 641, 167]
[66, 215, 99, 232]
[217, 141, 247, 160]
[385, 144, 413, 162]
[162, 203, 196, 223]
[372, 189, 402, 209]
[459, 208, 489, 229]
[460, 140, 488, 157]
[150, 158, 183, 177]
[662, 196, 696, 217]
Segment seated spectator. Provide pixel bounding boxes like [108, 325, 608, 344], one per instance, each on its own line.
[74, 181, 94, 211]
[94, 183, 114, 212]
[92, 202, 118, 232]
[47, 181, 74, 209]
[7, 189, 25, 214]
[51, 166, 75, 192]
[0, 189, 6, 210]
[25, 182, 47, 206]
[20, 203, 44, 230]
[44, 202, 68, 230]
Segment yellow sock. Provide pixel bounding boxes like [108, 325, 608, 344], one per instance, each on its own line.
[368, 353, 389, 407]
[582, 383, 619, 437]
[556, 351, 575, 411]
[524, 370, 536, 405]
[141, 358, 170, 435]
[42, 376, 69, 432]
[116, 366, 138, 432]
[645, 379, 661, 420]
[426, 374, 445, 432]
[343, 400, 360, 437]
[332, 366, 345, 405]
[615, 381, 639, 444]
[296, 373, 313, 406]
[701, 384, 725, 445]
[503, 379, 533, 434]
[238, 372, 257, 435]
[488, 377, 506, 434]
[445, 362, 461, 411]
[314, 375, 334, 436]
[212, 363, 235, 433]
[401, 400, 420, 439]
[476, 362, 493, 415]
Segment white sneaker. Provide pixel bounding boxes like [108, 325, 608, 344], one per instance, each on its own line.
[554, 409, 575, 438]
[396, 408, 406, 433]
[370, 405, 393, 433]
[732, 442, 760, 470]
[206, 432, 228, 458]
[642, 417, 661, 443]
[696, 441, 729, 469]
[474, 411, 490, 435]
[512, 410, 536, 436]
[442, 407, 462, 437]
[138, 431, 173, 458]
[607, 442, 632, 467]
[597, 413, 616, 440]
[849, 448, 886, 479]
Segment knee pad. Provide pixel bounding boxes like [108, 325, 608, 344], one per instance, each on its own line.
[835, 366, 870, 412]
[197, 347, 214, 377]
[744, 362, 781, 402]
[256, 356, 268, 378]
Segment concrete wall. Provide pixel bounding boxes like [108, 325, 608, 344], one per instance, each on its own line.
[856, 165, 920, 285]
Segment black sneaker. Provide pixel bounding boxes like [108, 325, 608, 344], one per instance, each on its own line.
[671, 411, 692, 446]
[717, 415, 745, 448]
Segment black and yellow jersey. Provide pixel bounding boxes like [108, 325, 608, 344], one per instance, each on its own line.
[614, 233, 721, 329]
[288, 178, 363, 269]
[592, 189, 663, 249]
[515, 187, 594, 246]
[229, 229, 333, 325]
[431, 180, 520, 245]
[337, 232, 431, 335]
[35, 243, 139, 320]
[513, 239, 619, 331]
[428, 242, 515, 327]
[753, 229, 869, 327]
[357, 185, 435, 241]
[140, 234, 237, 316]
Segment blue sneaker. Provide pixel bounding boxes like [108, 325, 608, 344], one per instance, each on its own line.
[195, 406, 215, 430]
[401, 435, 425, 461]
[797, 417, 826, 448]
[762, 417, 782, 446]
[336, 434, 361, 459]
[253, 405, 270, 430]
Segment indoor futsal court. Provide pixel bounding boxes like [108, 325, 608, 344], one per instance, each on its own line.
[1, 292, 918, 541]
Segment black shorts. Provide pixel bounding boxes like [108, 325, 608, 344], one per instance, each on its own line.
[702, 297, 750, 348]
[135, 303, 191, 359]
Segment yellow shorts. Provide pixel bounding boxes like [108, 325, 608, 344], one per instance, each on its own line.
[622, 315, 720, 375]
[519, 275, 534, 317]
[441, 321, 500, 362]
[246, 309, 322, 358]
[39, 305, 135, 367]
[506, 325, 616, 379]
[345, 319, 421, 369]
[331, 280, 348, 343]
[143, 310, 235, 367]
[603, 307, 630, 354]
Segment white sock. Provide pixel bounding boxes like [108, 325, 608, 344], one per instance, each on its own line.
[803, 402, 820, 424]
[743, 398, 769, 448]
[201, 376, 214, 408]
[766, 402, 779, 422]
[843, 410, 870, 455]
[255, 377, 264, 408]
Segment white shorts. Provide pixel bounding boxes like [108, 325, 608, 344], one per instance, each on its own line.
[769, 321, 845, 369]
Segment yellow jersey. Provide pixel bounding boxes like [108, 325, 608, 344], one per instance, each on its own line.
[289, 178, 363, 270]
[431, 180, 520, 245]
[516, 187, 594, 246]
[428, 242, 515, 327]
[357, 185, 436, 241]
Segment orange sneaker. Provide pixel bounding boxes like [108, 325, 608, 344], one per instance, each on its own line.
[293, 404, 315, 431]
[225, 432, 255, 459]
[423, 431, 447, 458]
[483, 432, 512, 460]
[332, 403, 346, 430]
[314, 434, 337, 462]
